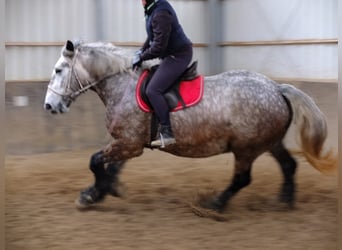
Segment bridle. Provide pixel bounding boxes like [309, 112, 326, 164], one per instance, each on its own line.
[47, 51, 116, 103]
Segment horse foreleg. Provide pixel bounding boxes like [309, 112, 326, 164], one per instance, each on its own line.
[270, 142, 297, 207]
[208, 156, 253, 213]
[75, 151, 126, 208]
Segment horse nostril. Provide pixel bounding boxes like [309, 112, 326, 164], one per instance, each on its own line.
[45, 103, 52, 110]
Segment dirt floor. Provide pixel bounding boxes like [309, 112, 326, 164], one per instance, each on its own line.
[5, 149, 337, 250]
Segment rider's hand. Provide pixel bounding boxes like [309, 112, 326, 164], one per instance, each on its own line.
[132, 50, 143, 70]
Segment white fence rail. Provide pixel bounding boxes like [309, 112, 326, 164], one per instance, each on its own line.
[6, 0, 338, 82]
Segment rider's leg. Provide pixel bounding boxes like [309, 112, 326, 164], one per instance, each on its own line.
[146, 46, 192, 147]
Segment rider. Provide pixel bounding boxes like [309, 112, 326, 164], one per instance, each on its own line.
[133, 0, 193, 148]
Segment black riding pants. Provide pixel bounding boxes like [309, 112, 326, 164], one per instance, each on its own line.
[146, 45, 193, 126]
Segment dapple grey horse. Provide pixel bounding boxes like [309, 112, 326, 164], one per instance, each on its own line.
[44, 40, 336, 212]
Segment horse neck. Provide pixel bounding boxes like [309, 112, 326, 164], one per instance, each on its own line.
[92, 71, 136, 107]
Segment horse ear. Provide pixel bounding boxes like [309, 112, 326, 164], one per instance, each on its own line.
[63, 40, 75, 57]
[66, 40, 74, 52]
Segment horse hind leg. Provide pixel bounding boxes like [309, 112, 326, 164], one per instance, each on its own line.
[205, 155, 254, 213]
[76, 150, 126, 208]
[270, 142, 297, 207]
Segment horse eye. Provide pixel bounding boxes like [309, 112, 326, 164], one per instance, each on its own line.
[55, 68, 62, 74]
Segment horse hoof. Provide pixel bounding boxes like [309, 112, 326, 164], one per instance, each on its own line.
[75, 196, 93, 210]
[209, 198, 226, 213]
[75, 192, 98, 209]
[199, 197, 225, 213]
[75, 186, 104, 209]
[279, 193, 295, 209]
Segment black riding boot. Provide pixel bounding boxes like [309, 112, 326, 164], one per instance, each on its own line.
[151, 125, 176, 148]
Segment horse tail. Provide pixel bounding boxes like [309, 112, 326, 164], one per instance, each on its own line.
[279, 83, 337, 174]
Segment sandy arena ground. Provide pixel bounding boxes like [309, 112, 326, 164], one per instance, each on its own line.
[5, 148, 337, 250]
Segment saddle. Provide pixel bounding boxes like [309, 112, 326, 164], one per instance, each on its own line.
[136, 61, 204, 113]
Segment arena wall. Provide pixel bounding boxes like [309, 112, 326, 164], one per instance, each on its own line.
[5, 0, 337, 154]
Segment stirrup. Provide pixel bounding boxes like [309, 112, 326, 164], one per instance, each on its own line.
[151, 133, 176, 148]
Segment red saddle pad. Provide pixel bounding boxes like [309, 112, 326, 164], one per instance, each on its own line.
[136, 70, 204, 113]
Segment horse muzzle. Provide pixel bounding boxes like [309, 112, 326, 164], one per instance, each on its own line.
[44, 102, 69, 114]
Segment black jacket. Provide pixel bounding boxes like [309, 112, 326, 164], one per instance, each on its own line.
[140, 0, 192, 61]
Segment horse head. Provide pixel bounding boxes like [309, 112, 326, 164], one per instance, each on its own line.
[44, 40, 84, 113]
[44, 40, 133, 114]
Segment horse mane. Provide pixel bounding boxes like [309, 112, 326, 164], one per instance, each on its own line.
[74, 41, 134, 79]
[67, 40, 159, 80]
